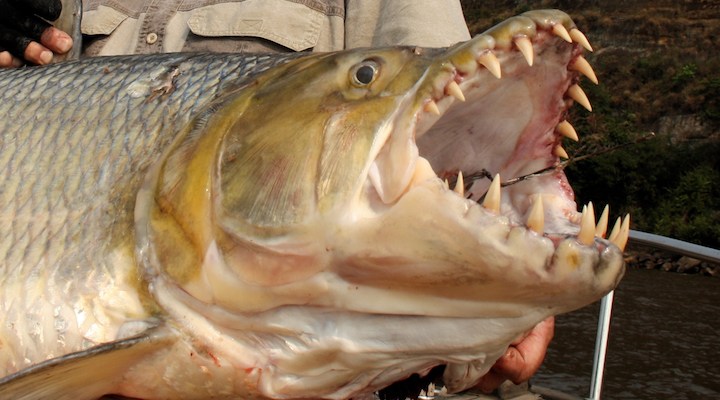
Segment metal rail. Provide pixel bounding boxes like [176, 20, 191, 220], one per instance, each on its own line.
[539, 230, 719, 400]
[588, 291, 614, 400]
[628, 230, 720, 264]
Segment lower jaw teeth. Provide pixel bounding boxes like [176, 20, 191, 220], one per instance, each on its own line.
[480, 179, 630, 251]
[527, 195, 544, 234]
[577, 202, 630, 250]
[447, 170, 630, 252]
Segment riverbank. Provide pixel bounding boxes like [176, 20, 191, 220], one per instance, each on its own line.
[625, 246, 720, 277]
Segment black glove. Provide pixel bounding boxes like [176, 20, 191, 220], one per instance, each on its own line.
[0, 0, 69, 66]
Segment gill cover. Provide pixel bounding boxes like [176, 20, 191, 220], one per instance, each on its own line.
[137, 48, 431, 312]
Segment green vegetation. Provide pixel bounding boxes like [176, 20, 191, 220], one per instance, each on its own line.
[563, 52, 720, 248]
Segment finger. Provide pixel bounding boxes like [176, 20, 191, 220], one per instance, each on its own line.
[514, 316, 555, 360]
[492, 317, 555, 383]
[10, 0, 63, 21]
[24, 40, 54, 64]
[0, 25, 55, 65]
[0, 50, 24, 68]
[40, 26, 72, 54]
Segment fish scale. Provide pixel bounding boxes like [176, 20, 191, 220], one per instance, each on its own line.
[0, 52, 302, 373]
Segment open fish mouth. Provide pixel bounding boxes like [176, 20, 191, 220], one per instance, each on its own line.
[366, 10, 629, 274]
[351, 10, 628, 396]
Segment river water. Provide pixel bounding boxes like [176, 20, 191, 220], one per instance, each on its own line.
[533, 267, 720, 399]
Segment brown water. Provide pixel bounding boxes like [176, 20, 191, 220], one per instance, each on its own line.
[533, 268, 720, 399]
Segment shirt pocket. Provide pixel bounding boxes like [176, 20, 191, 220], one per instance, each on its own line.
[186, 0, 324, 52]
[80, 5, 130, 36]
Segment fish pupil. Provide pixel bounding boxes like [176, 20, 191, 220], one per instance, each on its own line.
[355, 65, 376, 85]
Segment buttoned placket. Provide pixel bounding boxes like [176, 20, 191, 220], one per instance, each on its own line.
[135, 0, 184, 54]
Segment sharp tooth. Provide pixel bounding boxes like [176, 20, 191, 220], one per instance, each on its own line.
[571, 55, 599, 85]
[425, 100, 440, 115]
[569, 28, 594, 52]
[554, 145, 570, 159]
[527, 195, 544, 234]
[557, 120, 579, 141]
[567, 84, 592, 112]
[454, 171, 464, 196]
[514, 36, 534, 66]
[608, 216, 622, 243]
[595, 205, 609, 238]
[443, 179, 450, 190]
[587, 201, 596, 223]
[446, 81, 465, 102]
[577, 203, 596, 246]
[478, 52, 501, 79]
[553, 24, 573, 42]
[483, 174, 501, 213]
[615, 214, 631, 251]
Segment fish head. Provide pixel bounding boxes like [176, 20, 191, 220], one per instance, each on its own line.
[137, 9, 625, 398]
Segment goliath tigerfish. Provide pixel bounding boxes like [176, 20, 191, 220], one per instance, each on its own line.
[0, 9, 627, 400]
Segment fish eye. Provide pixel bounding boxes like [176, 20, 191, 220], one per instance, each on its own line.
[351, 60, 379, 86]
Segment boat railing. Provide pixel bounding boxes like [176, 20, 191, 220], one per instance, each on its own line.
[533, 230, 720, 400]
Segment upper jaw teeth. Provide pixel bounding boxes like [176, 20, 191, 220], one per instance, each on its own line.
[478, 52, 502, 79]
[514, 36, 534, 66]
[446, 81, 465, 102]
[423, 20, 599, 137]
[552, 24, 573, 43]
[416, 14, 630, 252]
[567, 84, 592, 112]
[569, 28, 593, 52]
[572, 55, 599, 84]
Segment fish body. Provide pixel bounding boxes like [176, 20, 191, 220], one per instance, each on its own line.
[0, 52, 303, 397]
[0, 10, 625, 400]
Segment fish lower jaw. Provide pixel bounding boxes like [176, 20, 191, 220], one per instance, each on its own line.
[407, 155, 627, 261]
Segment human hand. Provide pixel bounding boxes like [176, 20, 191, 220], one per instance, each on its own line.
[475, 316, 555, 393]
[0, 0, 73, 67]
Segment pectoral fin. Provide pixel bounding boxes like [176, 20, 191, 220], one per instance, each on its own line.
[0, 325, 176, 400]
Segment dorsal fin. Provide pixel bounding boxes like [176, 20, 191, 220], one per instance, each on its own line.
[0, 325, 176, 400]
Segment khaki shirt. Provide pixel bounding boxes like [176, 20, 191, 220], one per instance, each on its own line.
[80, 0, 471, 56]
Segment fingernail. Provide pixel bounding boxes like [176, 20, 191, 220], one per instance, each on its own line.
[56, 36, 73, 53]
[39, 50, 53, 65]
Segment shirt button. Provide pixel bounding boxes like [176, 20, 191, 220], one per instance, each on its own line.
[146, 32, 158, 44]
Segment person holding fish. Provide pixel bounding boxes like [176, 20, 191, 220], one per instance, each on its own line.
[0, 0, 555, 395]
